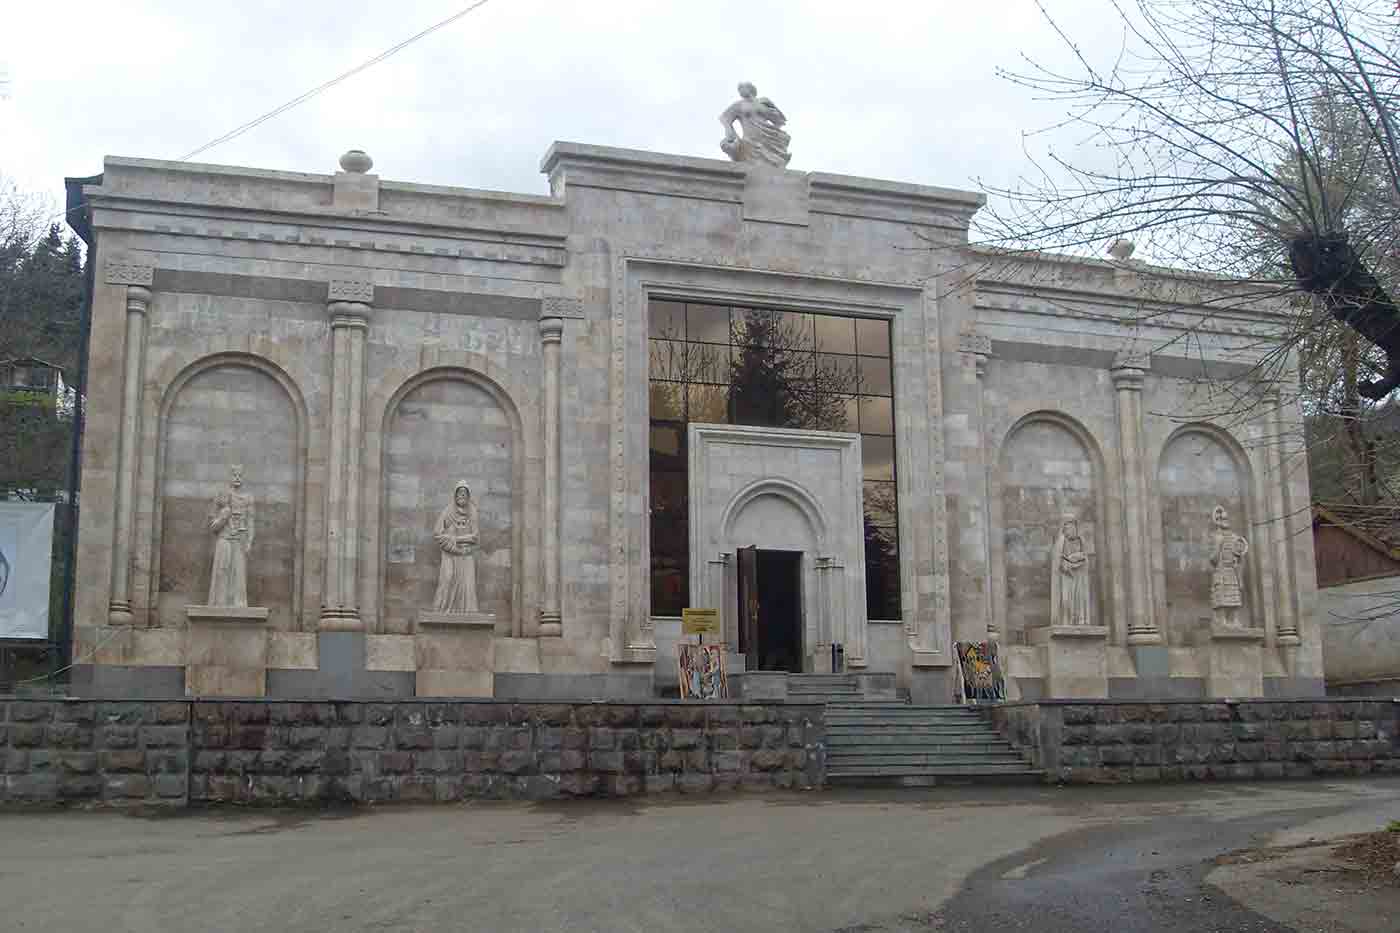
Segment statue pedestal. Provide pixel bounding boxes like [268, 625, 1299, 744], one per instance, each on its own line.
[184, 605, 271, 697]
[414, 611, 496, 697]
[1206, 623, 1265, 697]
[1031, 625, 1109, 698]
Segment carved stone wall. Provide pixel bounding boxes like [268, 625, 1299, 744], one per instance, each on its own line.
[156, 364, 299, 627]
[997, 418, 1100, 641]
[1157, 429, 1252, 644]
[381, 378, 514, 633]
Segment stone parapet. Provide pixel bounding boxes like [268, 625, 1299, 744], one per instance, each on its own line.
[989, 699, 1400, 784]
[1, 699, 823, 807]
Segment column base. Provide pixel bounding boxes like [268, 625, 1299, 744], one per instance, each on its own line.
[108, 602, 134, 627]
[538, 610, 562, 638]
[318, 608, 362, 631]
[1126, 629, 1163, 646]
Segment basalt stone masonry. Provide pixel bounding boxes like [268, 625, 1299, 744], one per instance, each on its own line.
[990, 699, 1400, 784]
[0, 698, 824, 807]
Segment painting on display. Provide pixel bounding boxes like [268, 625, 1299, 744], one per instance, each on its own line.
[677, 644, 728, 700]
[954, 640, 1006, 703]
[0, 502, 55, 640]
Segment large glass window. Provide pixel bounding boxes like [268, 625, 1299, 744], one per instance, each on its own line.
[647, 300, 901, 620]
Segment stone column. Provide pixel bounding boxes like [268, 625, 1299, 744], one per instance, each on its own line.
[538, 315, 564, 638]
[959, 329, 996, 640]
[1111, 354, 1160, 646]
[1265, 387, 1301, 646]
[105, 262, 154, 626]
[320, 280, 373, 630]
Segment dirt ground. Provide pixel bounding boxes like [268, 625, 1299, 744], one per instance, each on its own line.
[1207, 825, 1400, 933]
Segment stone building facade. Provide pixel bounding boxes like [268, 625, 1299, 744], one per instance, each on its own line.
[63, 133, 1322, 701]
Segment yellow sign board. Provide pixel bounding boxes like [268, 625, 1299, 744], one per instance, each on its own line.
[681, 607, 720, 636]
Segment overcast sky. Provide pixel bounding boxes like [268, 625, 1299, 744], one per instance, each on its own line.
[2, 0, 1119, 234]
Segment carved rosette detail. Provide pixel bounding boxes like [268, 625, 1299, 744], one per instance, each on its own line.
[328, 279, 375, 303]
[105, 262, 154, 286]
[541, 296, 584, 319]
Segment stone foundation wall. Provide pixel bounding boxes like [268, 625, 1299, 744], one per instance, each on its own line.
[990, 699, 1400, 783]
[1, 699, 824, 806]
[0, 699, 191, 806]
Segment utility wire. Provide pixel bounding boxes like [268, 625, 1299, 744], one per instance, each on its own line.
[180, 0, 496, 161]
[44, 0, 497, 225]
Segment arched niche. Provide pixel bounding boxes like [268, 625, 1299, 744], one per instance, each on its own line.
[1155, 425, 1255, 644]
[380, 371, 519, 634]
[991, 413, 1108, 642]
[152, 356, 305, 627]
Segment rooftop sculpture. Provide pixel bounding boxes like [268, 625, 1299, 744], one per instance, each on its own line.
[720, 82, 791, 168]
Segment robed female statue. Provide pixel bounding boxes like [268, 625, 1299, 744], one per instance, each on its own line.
[432, 480, 480, 614]
[1050, 514, 1092, 627]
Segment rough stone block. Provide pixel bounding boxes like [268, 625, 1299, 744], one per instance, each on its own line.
[671, 729, 702, 749]
[9, 725, 44, 748]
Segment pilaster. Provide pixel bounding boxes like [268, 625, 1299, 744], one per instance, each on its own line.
[320, 279, 373, 631]
[538, 304, 570, 638]
[1111, 353, 1159, 647]
[958, 327, 995, 642]
[105, 261, 154, 627]
[1264, 386, 1301, 647]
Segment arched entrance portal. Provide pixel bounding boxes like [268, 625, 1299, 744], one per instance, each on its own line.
[687, 424, 868, 671]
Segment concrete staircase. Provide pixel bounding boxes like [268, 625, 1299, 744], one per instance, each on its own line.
[824, 701, 1043, 786]
[786, 674, 867, 704]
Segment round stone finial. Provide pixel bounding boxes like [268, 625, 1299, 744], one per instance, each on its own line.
[339, 149, 373, 173]
[1107, 238, 1136, 261]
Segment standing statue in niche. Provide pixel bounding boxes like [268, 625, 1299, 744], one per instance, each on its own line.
[432, 480, 480, 613]
[1050, 514, 1092, 627]
[1209, 505, 1250, 628]
[720, 81, 792, 168]
[207, 465, 254, 607]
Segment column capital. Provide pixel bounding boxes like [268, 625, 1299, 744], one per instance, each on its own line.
[539, 317, 565, 343]
[958, 329, 992, 378]
[328, 301, 371, 329]
[1110, 352, 1149, 390]
[125, 285, 152, 314]
[105, 261, 154, 287]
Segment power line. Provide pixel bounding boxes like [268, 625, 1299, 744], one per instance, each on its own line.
[180, 0, 497, 161]
[46, 0, 498, 225]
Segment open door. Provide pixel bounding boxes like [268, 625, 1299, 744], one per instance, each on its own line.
[737, 545, 759, 671]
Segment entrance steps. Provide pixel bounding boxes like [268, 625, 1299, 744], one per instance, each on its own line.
[786, 674, 863, 704]
[824, 702, 1043, 786]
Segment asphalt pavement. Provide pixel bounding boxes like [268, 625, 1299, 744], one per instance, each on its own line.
[1, 778, 1396, 932]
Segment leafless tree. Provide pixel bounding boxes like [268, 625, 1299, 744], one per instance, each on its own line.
[979, 0, 1400, 507]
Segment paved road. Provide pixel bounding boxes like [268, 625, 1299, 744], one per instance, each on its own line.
[1, 779, 1397, 932]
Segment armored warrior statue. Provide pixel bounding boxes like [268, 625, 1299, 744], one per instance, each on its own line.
[1209, 505, 1250, 628]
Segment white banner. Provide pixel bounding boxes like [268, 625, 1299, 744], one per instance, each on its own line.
[0, 502, 55, 640]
